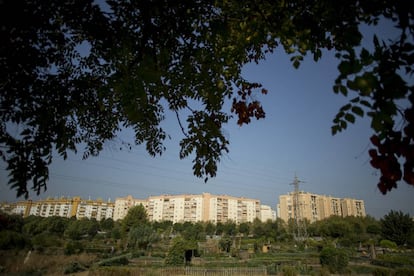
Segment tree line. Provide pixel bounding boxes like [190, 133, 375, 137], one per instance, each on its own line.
[1, 205, 413, 255]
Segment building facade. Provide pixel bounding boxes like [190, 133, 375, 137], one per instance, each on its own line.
[113, 195, 148, 221]
[277, 191, 366, 223]
[0, 196, 114, 221]
[113, 193, 265, 224]
[260, 204, 276, 222]
[1, 193, 275, 224]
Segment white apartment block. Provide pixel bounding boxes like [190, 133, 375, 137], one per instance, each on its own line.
[260, 204, 276, 222]
[0, 196, 114, 221]
[75, 198, 114, 221]
[28, 197, 74, 218]
[278, 191, 366, 223]
[113, 193, 264, 224]
[1, 193, 275, 224]
[113, 195, 148, 221]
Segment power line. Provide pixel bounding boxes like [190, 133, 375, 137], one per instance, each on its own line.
[290, 174, 307, 240]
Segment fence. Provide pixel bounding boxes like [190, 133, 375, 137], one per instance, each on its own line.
[90, 266, 267, 275]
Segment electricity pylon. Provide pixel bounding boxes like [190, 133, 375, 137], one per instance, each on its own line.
[290, 174, 307, 240]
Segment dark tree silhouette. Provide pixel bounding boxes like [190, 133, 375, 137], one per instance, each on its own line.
[381, 210, 414, 246]
[1, 0, 413, 198]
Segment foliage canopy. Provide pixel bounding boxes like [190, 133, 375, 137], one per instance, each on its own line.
[122, 204, 148, 233]
[380, 210, 414, 246]
[1, 0, 413, 197]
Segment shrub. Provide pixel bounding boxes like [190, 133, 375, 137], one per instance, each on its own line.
[319, 247, 349, 273]
[98, 256, 129, 266]
[281, 266, 297, 276]
[372, 267, 393, 276]
[380, 239, 398, 250]
[64, 241, 84, 255]
[63, 262, 86, 274]
[395, 268, 414, 276]
[131, 250, 145, 258]
[0, 230, 29, 249]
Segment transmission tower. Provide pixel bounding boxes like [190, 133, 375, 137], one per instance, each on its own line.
[290, 174, 307, 240]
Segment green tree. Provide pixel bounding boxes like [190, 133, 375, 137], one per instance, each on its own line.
[252, 218, 265, 238]
[1, 0, 413, 198]
[319, 216, 352, 240]
[238, 222, 251, 236]
[320, 247, 349, 273]
[165, 237, 196, 266]
[45, 216, 69, 235]
[181, 221, 204, 241]
[215, 222, 224, 236]
[0, 213, 24, 232]
[65, 219, 82, 240]
[100, 218, 114, 231]
[204, 221, 216, 236]
[381, 210, 414, 246]
[64, 218, 98, 240]
[127, 224, 159, 250]
[219, 235, 233, 253]
[223, 221, 237, 236]
[0, 230, 29, 249]
[121, 204, 148, 233]
[23, 215, 46, 236]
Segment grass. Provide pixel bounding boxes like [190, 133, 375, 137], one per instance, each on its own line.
[0, 250, 97, 275]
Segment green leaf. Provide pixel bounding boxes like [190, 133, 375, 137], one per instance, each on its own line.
[371, 114, 383, 132]
[373, 35, 379, 47]
[345, 113, 355, 123]
[351, 106, 364, 117]
[340, 85, 348, 96]
[350, 97, 360, 103]
[360, 100, 372, 108]
[340, 120, 347, 130]
[340, 104, 352, 112]
[313, 49, 322, 62]
[338, 61, 352, 75]
[360, 48, 372, 65]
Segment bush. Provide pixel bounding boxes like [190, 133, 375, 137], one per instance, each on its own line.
[98, 256, 129, 266]
[281, 266, 297, 276]
[372, 267, 393, 276]
[380, 239, 398, 250]
[32, 233, 63, 249]
[373, 254, 414, 268]
[319, 247, 349, 273]
[131, 250, 145, 258]
[0, 230, 29, 249]
[64, 262, 86, 274]
[64, 241, 84, 255]
[395, 268, 414, 276]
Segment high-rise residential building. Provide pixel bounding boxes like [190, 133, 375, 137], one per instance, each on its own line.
[75, 197, 114, 221]
[0, 196, 114, 221]
[113, 193, 264, 224]
[113, 195, 148, 221]
[1, 193, 275, 224]
[29, 197, 75, 218]
[277, 191, 366, 223]
[260, 205, 276, 222]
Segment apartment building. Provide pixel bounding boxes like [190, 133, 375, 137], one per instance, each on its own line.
[278, 191, 366, 223]
[113, 193, 264, 224]
[113, 195, 148, 221]
[260, 205, 276, 222]
[75, 197, 115, 221]
[0, 200, 30, 216]
[0, 196, 114, 221]
[1, 193, 275, 224]
[28, 197, 74, 218]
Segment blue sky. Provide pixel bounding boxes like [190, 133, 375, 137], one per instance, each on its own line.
[1, 20, 413, 219]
